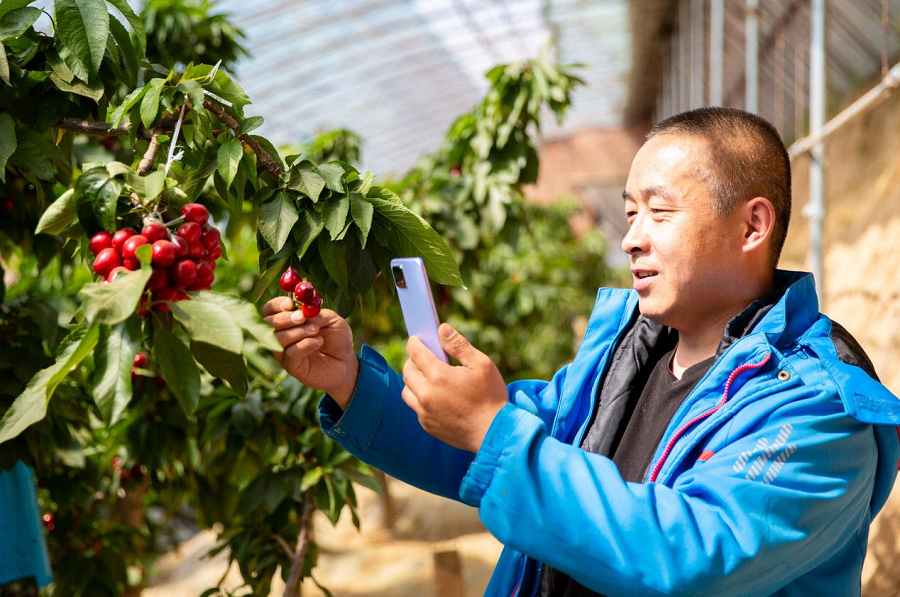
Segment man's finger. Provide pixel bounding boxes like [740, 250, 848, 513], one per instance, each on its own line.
[283, 336, 323, 362]
[275, 325, 320, 349]
[402, 357, 428, 396]
[262, 296, 295, 317]
[437, 323, 482, 368]
[265, 310, 310, 330]
[400, 386, 423, 415]
[407, 335, 444, 379]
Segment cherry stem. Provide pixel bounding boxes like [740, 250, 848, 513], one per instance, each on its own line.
[165, 215, 186, 227]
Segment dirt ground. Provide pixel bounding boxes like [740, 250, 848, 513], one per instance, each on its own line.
[145, 479, 502, 596]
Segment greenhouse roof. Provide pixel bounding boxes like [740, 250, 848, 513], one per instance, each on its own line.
[213, 0, 653, 176]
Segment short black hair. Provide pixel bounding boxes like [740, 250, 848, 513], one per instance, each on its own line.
[647, 107, 791, 267]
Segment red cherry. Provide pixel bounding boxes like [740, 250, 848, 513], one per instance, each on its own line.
[153, 287, 188, 312]
[301, 301, 321, 318]
[208, 246, 222, 260]
[147, 267, 169, 291]
[194, 262, 214, 287]
[111, 228, 136, 253]
[137, 295, 150, 317]
[112, 456, 122, 469]
[200, 227, 221, 251]
[151, 240, 176, 267]
[93, 248, 121, 277]
[123, 257, 140, 271]
[181, 203, 209, 225]
[141, 222, 168, 243]
[122, 234, 149, 259]
[46, 523, 55, 532]
[42, 513, 53, 524]
[280, 268, 302, 292]
[89, 231, 113, 255]
[171, 259, 197, 288]
[133, 352, 149, 369]
[188, 242, 206, 260]
[201, 257, 217, 271]
[293, 281, 315, 304]
[170, 235, 189, 259]
[106, 266, 129, 283]
[177, 221, 202, 243]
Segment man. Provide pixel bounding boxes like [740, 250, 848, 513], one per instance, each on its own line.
[263, 107, 900, 596]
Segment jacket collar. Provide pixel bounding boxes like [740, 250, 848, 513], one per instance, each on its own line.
[716, 269, 818, 355]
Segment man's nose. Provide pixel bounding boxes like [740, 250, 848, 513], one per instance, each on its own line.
[621, 216, 649, 255]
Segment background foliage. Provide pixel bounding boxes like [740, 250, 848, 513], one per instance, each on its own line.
[0, 1, 621, 595]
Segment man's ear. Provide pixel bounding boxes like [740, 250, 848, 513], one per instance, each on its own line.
[742, 197, 776, 255]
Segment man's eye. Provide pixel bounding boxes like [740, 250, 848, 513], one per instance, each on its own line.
[625, 211, 637, 219]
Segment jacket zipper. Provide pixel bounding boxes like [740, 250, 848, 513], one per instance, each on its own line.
[648, 352, 772, 483]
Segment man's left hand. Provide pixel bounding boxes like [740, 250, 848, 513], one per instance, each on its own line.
[402, 323, 508, 453]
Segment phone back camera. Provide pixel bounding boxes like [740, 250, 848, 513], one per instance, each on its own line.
[392, 265, 407, 288]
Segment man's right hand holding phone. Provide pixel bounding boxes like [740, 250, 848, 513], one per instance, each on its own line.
[262, 296, 360, 410]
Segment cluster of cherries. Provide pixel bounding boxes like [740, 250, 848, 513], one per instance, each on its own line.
[280, 268, 323, 317]
[88, 203, 221, 314]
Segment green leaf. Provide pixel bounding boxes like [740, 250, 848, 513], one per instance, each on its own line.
[250, 244, 291, 303]
[45, 47, 74, 83]
[0, 43, 8, 86]
[104, 0, 145, 57]
[126, 169, 165, 202]
[322, 192, 349, 240]
[54, 0, 109, 81]
[191, 341, 248, 398]
[0, 7, 40, 41]
[35, 188, 76, 235]
[74, 166, 122, 232]
[190, 291, 282, 352]
[258, 191, 298, 253]
[108, 84, 148, 128]
[170, 299, 243, 355]
[318, 236, 348, 296]
[358, 171, 375, 195]
[239, 116, 264, 135]
[81, 245, 152, 324]
[349, 192, 373, 249]
[178, 79, 204, 112]
[300, 467, 323, 492]
[293, 208, 324, 260]
[49, 70, 104, 101]
[316, 162, 345, 192]
[0, 113, 15, 183]
[287, 160, 325, 202]
[92, 316, 141, 424]
[217, 137, 242, 188]
[366, 187, 464, 287]
[0, 0, 34, 21]
[140, 77, 165, 129]
[0, 325, 100, 443]
[107, 14, 136, 86]
[153, 320, 200, 415]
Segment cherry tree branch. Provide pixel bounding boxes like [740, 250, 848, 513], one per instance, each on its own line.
[203, 99, 283, 179]
[282, 494, 314, 597]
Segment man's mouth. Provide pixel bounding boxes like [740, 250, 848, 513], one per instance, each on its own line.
[632, 270, 658, 279]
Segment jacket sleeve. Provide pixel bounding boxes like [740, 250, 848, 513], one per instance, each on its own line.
[458, 384, 879, 596]
[319, 344, 571, 502]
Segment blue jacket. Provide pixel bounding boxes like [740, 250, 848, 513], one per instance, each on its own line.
[319, 270, 900, 596]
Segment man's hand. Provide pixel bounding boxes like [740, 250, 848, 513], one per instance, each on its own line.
[262, 296, 359, 410]
[402, 323, 508, 453]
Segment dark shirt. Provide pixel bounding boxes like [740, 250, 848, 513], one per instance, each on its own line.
[537, 346, 716, 597]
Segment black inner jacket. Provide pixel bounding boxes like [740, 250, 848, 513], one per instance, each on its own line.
[534, 274, 878, 597]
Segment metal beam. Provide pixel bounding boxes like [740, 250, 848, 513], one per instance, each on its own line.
[807, 0, 826, 301]
[709, 0, 724, 105]
[745, 0, 759, 113]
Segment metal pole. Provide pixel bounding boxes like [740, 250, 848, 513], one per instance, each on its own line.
[680, 0, 691, 110]
[691, 0, 705, 107]
[710, 0, 724, 105]
[745, 0, 759, 113]
[808, 0, 826, 301]
[672, 20, 680, 113]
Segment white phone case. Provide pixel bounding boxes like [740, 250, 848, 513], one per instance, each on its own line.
[391, 257, 449, 364]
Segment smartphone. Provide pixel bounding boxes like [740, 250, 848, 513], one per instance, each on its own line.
[391, 257, 449, 364]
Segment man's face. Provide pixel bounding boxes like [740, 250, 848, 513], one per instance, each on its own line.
[621, 134, 745, 332]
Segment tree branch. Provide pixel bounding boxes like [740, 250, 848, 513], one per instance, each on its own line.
[55, 113, 190, 140]
[203, 99, 283, 179]
[137, 128, 162, 176]
[283, 494, 314, 597]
